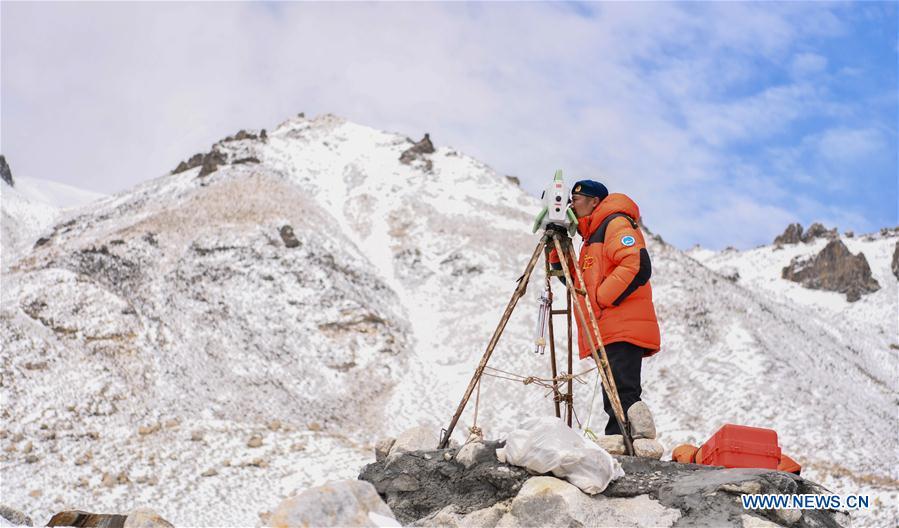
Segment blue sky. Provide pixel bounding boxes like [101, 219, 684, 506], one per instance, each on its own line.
[1, 2, 896, 249]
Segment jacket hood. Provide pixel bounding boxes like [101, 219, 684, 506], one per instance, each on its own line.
[577, 193, 641, 239]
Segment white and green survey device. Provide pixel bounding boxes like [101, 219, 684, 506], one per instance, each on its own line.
[532, 169, 578, 236]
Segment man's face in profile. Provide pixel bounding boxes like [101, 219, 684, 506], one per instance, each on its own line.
[571, 193, 599, 219]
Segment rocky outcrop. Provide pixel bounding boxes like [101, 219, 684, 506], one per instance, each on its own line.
[197, 149, 228, 177]
[221, 129, 265, 143]
[774, 223, 840, 246]
[782, 239, 880, 301]
[400, 134, 435, 172]
[269, 480, 397, 528]
[0, 155, 12, 186]
[359, 440, 530, 524]
[360, 446, 849, 527]
[171, 128, 265, 176]
[801, 223, 838, 242]
[773, 223, 803, 245]
[171, 148, 227, 177]
[171, 152, 205, 174]
[892, 241, 899, 281]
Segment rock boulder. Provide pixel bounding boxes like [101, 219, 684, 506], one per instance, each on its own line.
[389, 425, 439, 456]
[270, 480, 397, 528]
[627, 401, 656, 439]
[782, 239, 880, 301]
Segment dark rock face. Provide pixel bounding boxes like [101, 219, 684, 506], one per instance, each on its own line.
[361, 446, 848, 527]
[400, 134, 435, 172]
[172, 127, 266, 176]
[198, 149, 228, 177]
[774, 223, 803, 245]
[358, 440, 530, 524]
[801, 222, 838, 242]
[782, 239, 880, 301]
[892, 242, 899, 281]
[172, 152, 205, 175]
[0, 155, 12, 186]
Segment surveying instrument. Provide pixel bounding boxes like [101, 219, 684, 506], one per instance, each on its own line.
[437, 170, 635, 455]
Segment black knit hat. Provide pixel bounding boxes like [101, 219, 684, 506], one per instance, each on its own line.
[571, 180, 608, 201]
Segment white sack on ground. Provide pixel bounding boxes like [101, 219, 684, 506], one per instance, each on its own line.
[495, 416, 625, 494]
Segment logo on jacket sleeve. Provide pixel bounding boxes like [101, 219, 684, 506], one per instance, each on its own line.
[621, 235, 636, 247]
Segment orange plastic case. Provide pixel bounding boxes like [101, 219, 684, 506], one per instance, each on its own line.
[696, 424, 781, 469]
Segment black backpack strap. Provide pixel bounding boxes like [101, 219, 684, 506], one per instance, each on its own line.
[586, 213, 638, 245]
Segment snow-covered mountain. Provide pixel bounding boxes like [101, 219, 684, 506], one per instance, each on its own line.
[1, 175, 106, 268]
[1, 114, 895, 527]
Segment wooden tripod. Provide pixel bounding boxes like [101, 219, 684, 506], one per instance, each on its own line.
[437, 226, 635, 455]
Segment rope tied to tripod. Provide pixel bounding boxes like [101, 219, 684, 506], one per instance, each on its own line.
[483, 365, 597, 392]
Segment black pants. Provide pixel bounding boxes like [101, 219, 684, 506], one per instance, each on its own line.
[600, 341, 645, 436]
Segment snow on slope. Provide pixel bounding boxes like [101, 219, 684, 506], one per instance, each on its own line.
[1, 181, 59, 268]
[689, 232, 898, 365]
[14, 177, 106, 209]
[1, 114, 896, 526]
[1, 177, 106, 269]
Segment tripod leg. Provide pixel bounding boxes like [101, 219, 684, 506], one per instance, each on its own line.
[438, 234, 550, 449]
[566, 288, 573, 427]
[545, 255, 561, 419]
[551, 235, 634, 456]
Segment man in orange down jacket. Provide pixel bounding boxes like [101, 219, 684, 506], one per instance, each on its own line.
[549, 180, 661, 436]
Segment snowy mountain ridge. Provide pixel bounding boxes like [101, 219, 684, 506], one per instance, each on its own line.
[1, 113, 896, 526]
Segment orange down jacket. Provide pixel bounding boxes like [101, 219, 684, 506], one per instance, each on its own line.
[550, 193, 661, 359]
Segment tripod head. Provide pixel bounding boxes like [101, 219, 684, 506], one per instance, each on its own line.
[532, 170, 579, 237]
